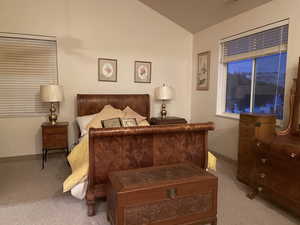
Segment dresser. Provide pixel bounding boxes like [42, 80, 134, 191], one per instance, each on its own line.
[238, 113, 300, 216]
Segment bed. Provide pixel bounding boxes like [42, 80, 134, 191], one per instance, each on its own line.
[70, 94, 215, 216]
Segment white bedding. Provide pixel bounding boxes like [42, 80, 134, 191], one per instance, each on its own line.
[71, 179, 88, 200]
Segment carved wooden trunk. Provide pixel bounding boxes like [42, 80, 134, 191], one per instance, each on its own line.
[107, 163, 218, 225]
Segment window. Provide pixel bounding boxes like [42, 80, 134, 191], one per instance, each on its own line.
[0, 34, 58, 117]
[219, 22, 288, 120]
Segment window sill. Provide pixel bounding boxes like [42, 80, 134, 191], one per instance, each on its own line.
[216, 112, 240, 120]
[216, 112, 284, 128]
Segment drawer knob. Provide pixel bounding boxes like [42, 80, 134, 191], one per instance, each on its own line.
[256, 142, 261, 148]
[167, 188, 177, 199]
[258, 187, 263, 192]
[290, 153, 297, 158]
[260, 173, 266, 179]
[261, 158, 267, 164]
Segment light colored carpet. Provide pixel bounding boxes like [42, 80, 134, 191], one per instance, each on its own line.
[0, 154, 299, 225]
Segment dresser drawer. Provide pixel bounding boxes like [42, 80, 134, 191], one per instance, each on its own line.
[239, 124, 255, 137]
[254, 155, 300, 203]
[270, 146, 300, 163]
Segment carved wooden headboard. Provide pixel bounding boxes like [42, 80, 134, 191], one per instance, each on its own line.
[77, 94, 150, 120]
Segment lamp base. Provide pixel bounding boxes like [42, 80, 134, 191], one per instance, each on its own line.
[161, 102, 167, 119]
[49, 103, 58, 125]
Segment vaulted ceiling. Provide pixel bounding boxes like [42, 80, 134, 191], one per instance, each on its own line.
[138, 0, 272, 33]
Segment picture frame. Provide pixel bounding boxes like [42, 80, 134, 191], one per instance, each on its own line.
[120, 118, 138, 127]
[98, 58, 117, 82]
[134, 61, 151, 83]
[101, 118, 121, 128]
[197, 51, 210, 90]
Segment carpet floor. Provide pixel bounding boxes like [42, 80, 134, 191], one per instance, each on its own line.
[0, 154, 299, 225]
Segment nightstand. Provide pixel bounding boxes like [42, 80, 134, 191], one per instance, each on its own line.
[150, 117, 187, 125]
[41, 122, 69, 169]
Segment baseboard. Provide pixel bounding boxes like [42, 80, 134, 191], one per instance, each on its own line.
[209, 150, 237, 165]
[0, 152, 64, 163]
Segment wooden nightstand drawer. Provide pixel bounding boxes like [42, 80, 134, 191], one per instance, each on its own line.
[43, 133, 68, 149]
[43, 126, 67, 135]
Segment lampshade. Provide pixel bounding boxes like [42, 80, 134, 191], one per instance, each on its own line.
[155, 84, 173, 101]
[40, 85, 64, 102]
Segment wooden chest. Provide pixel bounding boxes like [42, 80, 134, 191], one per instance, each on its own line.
[107, 163, 218, 225]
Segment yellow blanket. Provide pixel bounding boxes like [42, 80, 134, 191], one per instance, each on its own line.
[63, 135, 217, 192]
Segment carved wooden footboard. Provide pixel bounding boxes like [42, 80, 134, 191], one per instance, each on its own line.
[86, 123, 214, 216]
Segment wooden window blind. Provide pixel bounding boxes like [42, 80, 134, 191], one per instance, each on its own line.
[222, 24, 288, 63]
[0, 35, 58, 117]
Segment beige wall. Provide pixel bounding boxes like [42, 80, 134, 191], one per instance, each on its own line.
[0, 0, 193, 158]
[191, 0, 300, 160]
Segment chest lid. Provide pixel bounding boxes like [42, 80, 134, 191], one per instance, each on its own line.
[109, 163, 216, 192]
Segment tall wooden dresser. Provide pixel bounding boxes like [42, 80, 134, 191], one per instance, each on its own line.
[238, 113, 300, 216]
[237, 113, 276, 185]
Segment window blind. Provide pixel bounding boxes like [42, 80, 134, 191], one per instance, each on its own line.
[0, 35, 58, 117]
[222, 24, 288, 63]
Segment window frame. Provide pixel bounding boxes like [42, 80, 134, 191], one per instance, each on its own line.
[216, 20, 289, 126]
[216, 51, 287, 125]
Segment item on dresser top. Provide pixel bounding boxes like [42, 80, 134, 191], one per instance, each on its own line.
[86, 105, 125, 129]
[120, 118, 138, 127]
[76, 113, 97, 136]
[102, 118, 122, 128]
[107, 163, 218, 225]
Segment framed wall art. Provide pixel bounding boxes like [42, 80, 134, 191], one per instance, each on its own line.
[134, 61, 151, 83]
[196, 51, 210, 90]
[98, 58, 117, 82]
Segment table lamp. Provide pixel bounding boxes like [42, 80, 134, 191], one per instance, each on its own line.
[155, 84, 173, 119]
[40, 85, 64, 125]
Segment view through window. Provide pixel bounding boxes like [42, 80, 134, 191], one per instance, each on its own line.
[226, 53, 287, 119]
[221, 23, 288, 120]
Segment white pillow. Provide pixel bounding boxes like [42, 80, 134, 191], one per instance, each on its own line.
[76, 113, 97, 136]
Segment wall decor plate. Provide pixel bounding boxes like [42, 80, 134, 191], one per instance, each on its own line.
[98, 58, 117, 82]
[134, 61, 151, 83]
[197, 51, 210, 90]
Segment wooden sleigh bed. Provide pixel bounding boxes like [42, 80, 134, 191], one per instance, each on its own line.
[77, 94, 215, 216]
